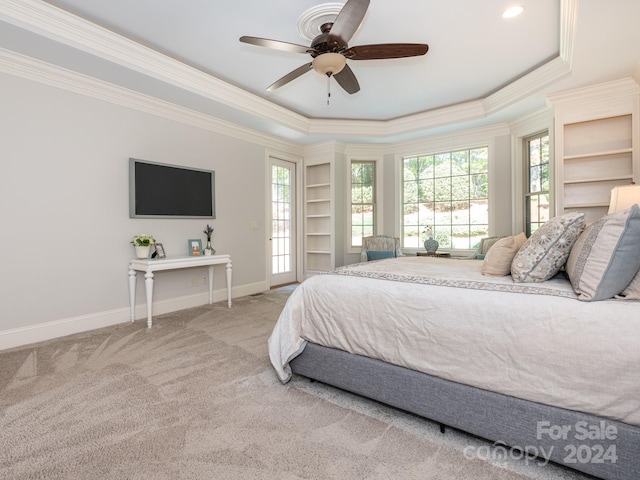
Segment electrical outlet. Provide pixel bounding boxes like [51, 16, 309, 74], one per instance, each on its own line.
[190, 278, 198, 287]
[251, 220, 258, 230]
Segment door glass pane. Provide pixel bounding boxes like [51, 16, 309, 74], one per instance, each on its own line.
[272, 165, 292, 274]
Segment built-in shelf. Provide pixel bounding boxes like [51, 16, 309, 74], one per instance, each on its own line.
[564, 175, 633, 185]
[556, 112, 636, 222]
[305, 162, 333, 275]
[563, 147, 632, 161]
[564, 202, 609, 209]
[549, 80, 640, 225]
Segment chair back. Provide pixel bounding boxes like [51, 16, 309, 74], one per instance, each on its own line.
[361, 235, 402, 262]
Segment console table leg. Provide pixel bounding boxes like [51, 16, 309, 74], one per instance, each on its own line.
[144, 271, 154, 328]
[128, 267, 137, 322]
[226, 260, 232, 308]
[208, 265, 214, 304]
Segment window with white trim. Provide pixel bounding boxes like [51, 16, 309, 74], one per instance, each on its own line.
[350, 160, 375, 247]
[402, 147, 489, 250]
[524, 132, 550, 236]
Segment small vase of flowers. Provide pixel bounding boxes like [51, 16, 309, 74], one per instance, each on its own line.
[131, 234, 156, 259]
[422, 227, 439, 253]
[203, 224, 215, 255]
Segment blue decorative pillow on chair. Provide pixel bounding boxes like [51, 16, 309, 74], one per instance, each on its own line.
[367, 250, 395, 261]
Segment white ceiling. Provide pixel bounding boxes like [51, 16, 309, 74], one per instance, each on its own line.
[0, 0, 639, 144]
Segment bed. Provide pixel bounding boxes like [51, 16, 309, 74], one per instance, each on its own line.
[268, 255, 640, 480]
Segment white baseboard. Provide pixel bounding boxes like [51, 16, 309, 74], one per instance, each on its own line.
[0, 281, 268, 352]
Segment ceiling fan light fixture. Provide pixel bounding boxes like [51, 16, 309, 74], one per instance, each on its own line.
[312, 52, 347, 75]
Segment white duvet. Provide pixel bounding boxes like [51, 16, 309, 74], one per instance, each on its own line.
[269, 257, 640, 427]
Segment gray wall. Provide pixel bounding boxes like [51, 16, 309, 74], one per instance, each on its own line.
[0, 72, 273, 345]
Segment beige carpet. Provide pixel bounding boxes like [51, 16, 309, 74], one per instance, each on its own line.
[0, 287, 592, 480]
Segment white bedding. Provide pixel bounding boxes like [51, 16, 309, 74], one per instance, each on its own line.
[269, 257, 640, 426]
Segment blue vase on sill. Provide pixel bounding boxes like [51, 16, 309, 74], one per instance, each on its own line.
[424, 237, 439, 253]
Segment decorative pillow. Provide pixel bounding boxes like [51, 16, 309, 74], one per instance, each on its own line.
[481, 232, 527, 276]
[566, 204, 640, 301]
[367, 250, 395, 261]
[511, 212, 585, 283]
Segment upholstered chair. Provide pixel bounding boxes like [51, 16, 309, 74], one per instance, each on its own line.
[475, 236, 504, 259]
[361, 235, 403, 262]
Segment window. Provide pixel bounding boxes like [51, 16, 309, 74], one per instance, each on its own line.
[402, 147, 489, 250]
[524, 133, 550, 236]
[350, 161, 375, 247]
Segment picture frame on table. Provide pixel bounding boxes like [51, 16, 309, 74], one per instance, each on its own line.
[188, 239, 202, 256]
[154, 243, 166, 259]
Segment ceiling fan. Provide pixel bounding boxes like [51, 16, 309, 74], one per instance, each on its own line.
[239, 0, 429, 96]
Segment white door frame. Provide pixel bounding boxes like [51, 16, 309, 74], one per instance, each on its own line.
[266, 152, 303, 288]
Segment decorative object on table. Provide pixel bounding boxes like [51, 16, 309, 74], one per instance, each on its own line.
[131, 234, 156, 259]
[153, 243, 166, 259]
[203, 224, 216, 255]
[188, 239, 202, 256]
[422, 227, 439, 253]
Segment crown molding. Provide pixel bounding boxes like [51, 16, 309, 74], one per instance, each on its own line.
[302, 141, 344, 159]
[309, 100, 488, 139]
[559, 0, 578, 68]
[483, 0, 577, 115]
[0, 47, 303, 156]
[344, 144, 386, 159]
[0, 0, 577, 141]
[547, 77, 640, 129]
[508, 107, 554, 137]
[0, 0, 311, 132]
[483, 56, 571, 115]
[547, 77, 640, 107]
[387, 123, 511, 157]
[387, 101, 487, 136]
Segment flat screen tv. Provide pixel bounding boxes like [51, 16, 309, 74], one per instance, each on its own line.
[129, 158, 215, 218]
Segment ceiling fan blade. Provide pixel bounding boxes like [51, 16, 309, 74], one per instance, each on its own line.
[266, 63, 313, 91]
[240, 36, 314, 55]
[333, 64, 360, 94]
[346, 43, 429, 60]
[327, 0, 370, 48]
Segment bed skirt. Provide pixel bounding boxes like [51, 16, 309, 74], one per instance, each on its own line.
[290, 342, 640, 480]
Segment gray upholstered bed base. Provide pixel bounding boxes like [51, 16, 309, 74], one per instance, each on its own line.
[290, 342, 640, 480]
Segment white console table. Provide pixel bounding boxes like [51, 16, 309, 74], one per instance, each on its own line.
[128, 254, 232, 328]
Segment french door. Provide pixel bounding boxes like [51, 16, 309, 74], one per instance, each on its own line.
[270, 158, 297, 286]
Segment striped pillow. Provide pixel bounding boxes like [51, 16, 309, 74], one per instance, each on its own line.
[566, 204, 640, 301]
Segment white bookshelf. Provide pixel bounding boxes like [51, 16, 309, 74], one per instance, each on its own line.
[549, 79, 640, 224]
[304, 162, 333, 274]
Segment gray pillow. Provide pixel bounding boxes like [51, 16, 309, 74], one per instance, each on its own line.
[566, 204, 640, 301]
[511, 212, 585, 283]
